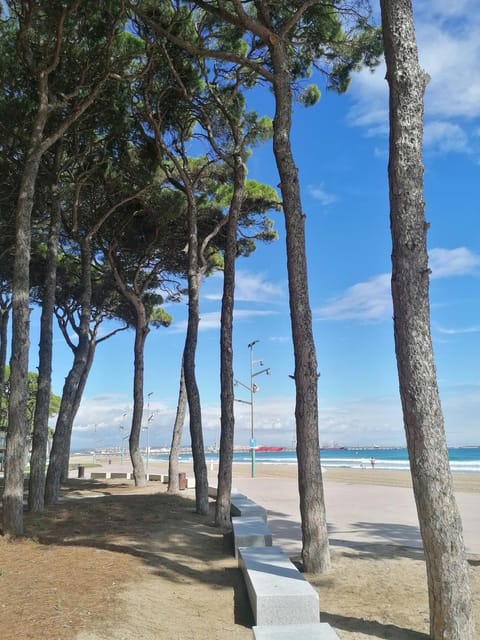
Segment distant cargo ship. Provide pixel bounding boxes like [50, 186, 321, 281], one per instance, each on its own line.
[255, 446, 285, 452]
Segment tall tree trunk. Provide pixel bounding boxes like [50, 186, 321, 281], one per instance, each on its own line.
[59, 337, 97, 482]
[3, 136, 45, 536]
[270, 42, 330, 573]
[44, 336, 93, 503]
[45, 237, 93, 504]
[184, 202, 209, 515]
[184, 284, 209, 514]
[0, 303, 10, 429]
[380, 1, 475, 637]
[167, 361, 186, 494]
[215, 154, 245, 530]
[29, 146, 62, 512]
[130, 322, 148, 487]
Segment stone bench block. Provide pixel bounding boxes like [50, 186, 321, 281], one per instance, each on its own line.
[90, 472, 109, 479]
[208, 486, 218, 498]
[147, 473, 161, 481]
[238, 546, 319, 626]
[231, 492, 268, 522]
[232, 517, 272, 558]
[252, 623, 339, 639]
[110, 472, 131, 479]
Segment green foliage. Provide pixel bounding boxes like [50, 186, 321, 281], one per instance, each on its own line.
[149, 306, 173, 328]
[0, 366, 61, 433]
[191, 1, 382, 99]
[299, 84, 321, 107]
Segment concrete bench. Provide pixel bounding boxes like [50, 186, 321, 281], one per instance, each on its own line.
[208, 485, 218, 498]
[232, 516, 272, 558]
[231, 492, 268, 522]
[252, 623, 340, 639]
[148, 474, 194, 487]
[90, 472, 109, 479]
[147, 473, 169, 482]
[238, 546, 319, 626]
[110, 472, 131, 479]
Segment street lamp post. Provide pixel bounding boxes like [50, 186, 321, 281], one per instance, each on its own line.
[145, 392, 153, 474]
[119, 410, 127, 464]
[92, 424, 97, 464]
[235, 340, 270, 478]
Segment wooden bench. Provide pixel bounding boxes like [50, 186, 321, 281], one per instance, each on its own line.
[252, 623, 340, 639]
[238, 546, 320, 626]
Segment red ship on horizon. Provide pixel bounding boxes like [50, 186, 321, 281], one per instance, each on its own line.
[255, 445, 285, 452]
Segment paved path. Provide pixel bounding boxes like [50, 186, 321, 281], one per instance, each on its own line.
[73, 460, 480, 557]
[231, 476, 480, 557]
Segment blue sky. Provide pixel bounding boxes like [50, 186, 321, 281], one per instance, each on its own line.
[30, 1, 480, 452]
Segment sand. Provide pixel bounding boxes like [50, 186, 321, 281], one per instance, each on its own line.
[0, 457, 478, 639]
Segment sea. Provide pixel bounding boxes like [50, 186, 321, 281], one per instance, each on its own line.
[150, 446, 480, 474]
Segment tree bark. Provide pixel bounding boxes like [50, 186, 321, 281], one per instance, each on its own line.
[3, 133, 45, 536]
[184, 286, 209, 514]
[184, 198, 209, 515]
[29, 145, 62, 512]
[167, 361, 186, 494]
[59, 336, 97, 482]
[130, 322, 148, 487]
[270, 41, 330, 573]
[45, 237, 93, 504]
[0, 302, 10, 429]
[380, 1, 475, 637]
[44, 345, 92, 503]
[106, 241, 150, 488]
[215, 154, 245, 530]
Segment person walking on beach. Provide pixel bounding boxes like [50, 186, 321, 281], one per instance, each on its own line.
[370, 457, 375, 469]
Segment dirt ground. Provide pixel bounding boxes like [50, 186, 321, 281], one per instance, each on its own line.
[0, 477, 478, 640]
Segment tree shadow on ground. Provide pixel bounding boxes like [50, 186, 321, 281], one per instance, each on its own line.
[9, 479, 250, 626]
[320, 611, 430, 640]
[264, 510, 426, 561]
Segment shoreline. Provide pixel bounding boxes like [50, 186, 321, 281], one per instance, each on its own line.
[66, 453, 480, 557]
[69, 454, 480, 493]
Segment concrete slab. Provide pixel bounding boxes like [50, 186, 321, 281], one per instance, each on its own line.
[252, 623, 340, 639]
[231, 492, 268, 522]
[232, 516, 272, 557]
[147, 473, 163, 481]
[238, 546, 319, 626]
[90, 472, 109, 479]
[232, 476, 480, 556]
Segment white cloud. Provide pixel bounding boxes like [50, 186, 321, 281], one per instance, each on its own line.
[71, 381, 480, 452]
[234, 270, 284, 302]
[348, 4, 480, 154]
[316, 273, 391, 321]
[204, 270, 283, 303]
[316, 247, 479, 322]
[169, 308, 279, 334]
[436, 324, 480, 335]
[429, 247, 480, 277]
[307, 184, 337, 206]
[424, 121, 469, 153]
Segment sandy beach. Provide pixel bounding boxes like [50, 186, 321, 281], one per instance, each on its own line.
[1, 456, 478, 639]
[68, 455, 480, 557]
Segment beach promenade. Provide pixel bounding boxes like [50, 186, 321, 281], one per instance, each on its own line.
[72, 457, 480, 557]
[232, 474, 480, 557]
